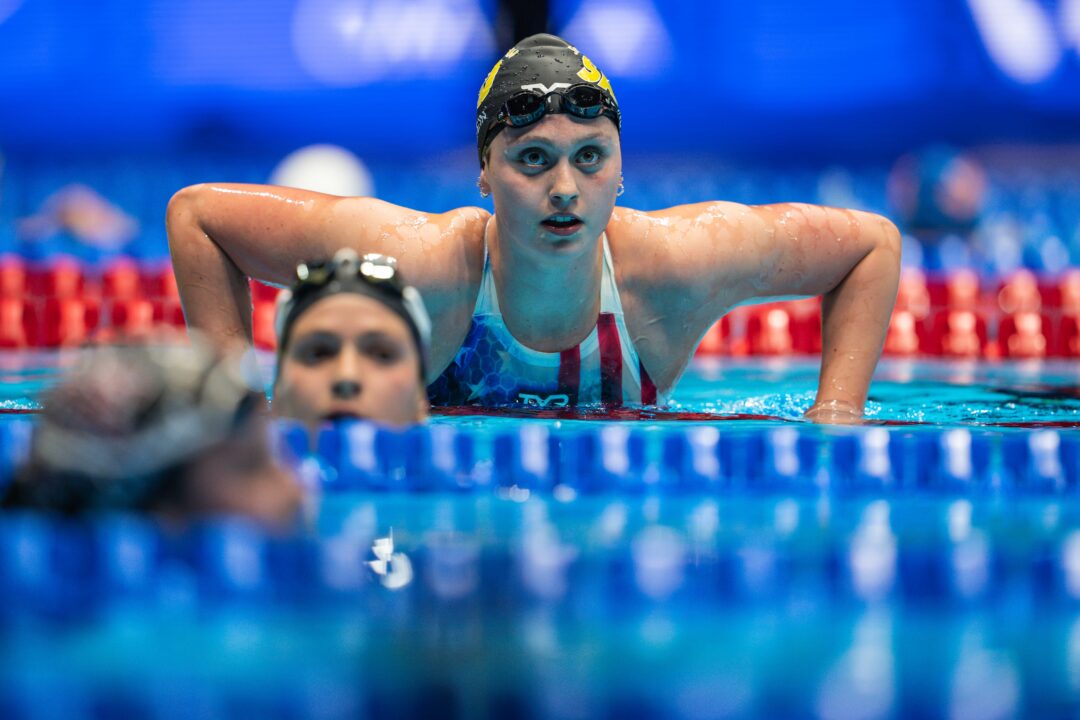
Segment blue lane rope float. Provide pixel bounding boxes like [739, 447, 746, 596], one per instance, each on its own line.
[4, 500, 1080, 614]
[2, 419, 1079, 497]
[266, 421, 1080, 498]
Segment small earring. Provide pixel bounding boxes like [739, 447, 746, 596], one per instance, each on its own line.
[616, 175, 625, 197]
[477, 177, 490, 199]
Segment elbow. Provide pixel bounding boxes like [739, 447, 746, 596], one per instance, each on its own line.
[856, 210, 902, 272]
[866, 214, 902, 302]
[875, 214, 903, 282]
[166, 183, 206, 223]
[877, 214, 902, 260]
[166, 184, 209, 253]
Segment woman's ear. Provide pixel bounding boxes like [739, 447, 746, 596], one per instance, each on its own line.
[478, 168, 492, 198]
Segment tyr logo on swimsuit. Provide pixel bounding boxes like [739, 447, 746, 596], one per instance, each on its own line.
[518, 393, 570, 407]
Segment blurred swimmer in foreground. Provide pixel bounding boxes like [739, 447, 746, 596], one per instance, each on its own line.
[272, 249, 431, 432]
[1, 340, 302, 531]
[168, 34, 901, 423]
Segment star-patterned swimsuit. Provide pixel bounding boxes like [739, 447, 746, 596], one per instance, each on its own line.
[427, 223, 662, 408]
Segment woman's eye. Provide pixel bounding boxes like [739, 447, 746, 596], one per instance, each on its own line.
[519, 150, 547, 167]
[294, 339, 338, 364]
[576, 147, 602, 165]
[363, 341, 403, 364]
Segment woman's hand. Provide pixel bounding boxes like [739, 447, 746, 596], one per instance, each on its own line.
[804, 399, 864, 425]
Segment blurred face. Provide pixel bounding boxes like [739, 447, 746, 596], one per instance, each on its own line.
[180, 414, 303, 533]
[481, 114, 621, 256]
[272, 293, 428, 431]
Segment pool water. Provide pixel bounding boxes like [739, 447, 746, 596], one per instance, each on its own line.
[2, 352, 1078, 428]
[3, 350, 1079, 719]
[682, 357, 1080, 428]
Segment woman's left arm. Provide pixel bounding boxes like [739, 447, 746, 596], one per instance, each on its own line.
[640, 202, 901, 422]
[782, 206, 901, 422]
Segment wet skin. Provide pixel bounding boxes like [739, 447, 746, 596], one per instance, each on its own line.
[272, 293, 429, 434]
[167, 115, 901, 423]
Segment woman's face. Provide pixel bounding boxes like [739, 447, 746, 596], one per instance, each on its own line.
[272, 293, 428, 430]
[481, 114, 621, 256]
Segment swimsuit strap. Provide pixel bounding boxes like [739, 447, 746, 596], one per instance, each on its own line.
[599, 234, 625, 316]
[472, 217, 496, 316]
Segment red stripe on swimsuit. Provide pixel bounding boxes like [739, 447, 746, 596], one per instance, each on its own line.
[558, 346, 581, 405]
[598, 312, 622, 405]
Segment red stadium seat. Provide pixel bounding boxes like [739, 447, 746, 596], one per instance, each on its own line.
[152, 298, 186, 327]
[696, 317, 727, 356]
[997, 311, 1046, 359]
[895, 268, 931, 319]
[928, 309, 986, 358]
[109, 298, 156, 335]
[747, 305, 793, 355]
[0, 298, 30, 349]
[142, 264, 180, 301]
[927, 269, 980, 310]
[1037, 269, 1080, 313]
[29, 258, 83, 298]
[0, 256, 27, 298]
[101, 257, 142, 301]
[997, 269, 1041, 314]
[787, 298, 821, 354]
[1056, 315, 1080, 357]
[883, 310, 921, 357]
[40, 297, 98, 347]
[1060, 269, 1080, 316]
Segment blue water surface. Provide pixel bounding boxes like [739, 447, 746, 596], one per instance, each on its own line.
[1, 352, 1077, 430]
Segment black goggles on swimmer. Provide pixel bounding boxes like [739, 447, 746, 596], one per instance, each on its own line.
[275, 249, 432, 378]
[488, 85, 620, 144]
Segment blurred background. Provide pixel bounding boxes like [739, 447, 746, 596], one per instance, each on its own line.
[1, 0, 1079, 277]
[4, 5, 1080, 718]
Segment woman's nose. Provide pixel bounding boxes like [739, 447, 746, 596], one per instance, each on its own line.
[331, 379, 361, 399]
[549, 161, 579, 208]
[331, 349, 362, 398]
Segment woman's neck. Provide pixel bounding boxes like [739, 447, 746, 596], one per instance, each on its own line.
[488, 219, 604, 353]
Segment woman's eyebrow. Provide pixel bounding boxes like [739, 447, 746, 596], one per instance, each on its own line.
[294, 329, 340, 343]
[507, 133, 610, 149]
[356, 330, 404, 346]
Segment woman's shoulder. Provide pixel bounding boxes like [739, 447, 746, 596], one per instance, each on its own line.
[606, 206, 683, 267]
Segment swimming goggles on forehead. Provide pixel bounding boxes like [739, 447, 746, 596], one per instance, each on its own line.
[295, 250, 403, 297]
[495, 84, 621, 132]
[276, 249, 432, 357]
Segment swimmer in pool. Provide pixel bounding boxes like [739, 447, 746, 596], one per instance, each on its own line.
[167, 34, 901, 423]
[1, 340, 302, 531]
[272, 248, 430, 433]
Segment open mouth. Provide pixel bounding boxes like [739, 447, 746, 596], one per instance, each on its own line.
[323, 411, 364, 423]
[541, 214, 583, 236]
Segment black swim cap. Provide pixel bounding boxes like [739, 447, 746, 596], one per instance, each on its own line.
[476, 34, 620, 165]
[274, 249, 432, 380]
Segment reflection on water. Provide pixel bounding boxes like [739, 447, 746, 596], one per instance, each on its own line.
[1, 353, 1078, 428]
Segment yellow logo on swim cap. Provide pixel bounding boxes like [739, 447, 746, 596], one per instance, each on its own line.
[576, 55, 617, 103]
[477, 47, 520, 108]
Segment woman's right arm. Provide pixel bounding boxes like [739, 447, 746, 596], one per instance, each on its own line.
[166, 183, 487, 360]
